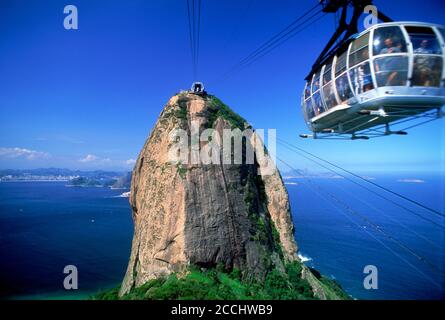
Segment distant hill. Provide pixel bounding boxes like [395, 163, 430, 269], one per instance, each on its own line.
[0, 168, 131, 188]
[68, 176, 116, 188]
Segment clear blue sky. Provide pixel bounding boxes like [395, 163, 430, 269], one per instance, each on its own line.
[0, 0, 444, 172]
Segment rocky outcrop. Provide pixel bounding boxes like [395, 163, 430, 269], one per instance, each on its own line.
[119, 92, 298, 296]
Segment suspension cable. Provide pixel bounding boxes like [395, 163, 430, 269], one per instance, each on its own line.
[186, 0, 202, 80]
[278, 138, 445, 218]
[277, 157, 444, 288]
[323, 174, 441, 249]
[196, 0, 202, 78]
[233, 12, 327, 74]
[222, 3, 324, 78]
[277, 140, 445, 229]
[192, 0, 196, 76]
[186, 0, 196, 79]
[234, 3, 320, 68]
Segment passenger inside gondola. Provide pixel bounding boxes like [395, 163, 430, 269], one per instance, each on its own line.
[336, 77, 349, 103]
[412, 56, 442, 87]
[409, 29, 443, 87]
[305, 98, 315, 119]
[358, 48, 373, 93]
[380, 37, 401, 55]
[352, 62, 374, 94]
[373, 27, 409, 87]
[378, 37, 403, 86]
[362, 66, 374, 92]
[313, 79, 320, 91]
[313, 93, 323, 115]
[414, 39, 433, 54]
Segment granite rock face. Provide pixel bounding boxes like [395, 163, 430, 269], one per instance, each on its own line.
[120, 93, 298, 296]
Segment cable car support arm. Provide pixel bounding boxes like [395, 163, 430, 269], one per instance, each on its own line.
[307, 0, 393, 80]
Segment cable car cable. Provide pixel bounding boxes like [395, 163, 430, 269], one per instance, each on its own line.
[196, 0, 202, 78]
[233, 12, 328, 74]
[222, 4, 324, 78]
[234, 3, 320, 69]
[276, 145, 445, 270]
[277, 156, 444, 288]
[225, 10, 325, 77]
[278, 138, 445, 218]
[186, 0, 202, 80]
[186, 0, 196, 79]
[322, 175, 441, 249]
[277, 157, 444, 287]
[278, 139, 445, 228]
[192, 0, 197, 78]
[277, 140, 445, 229]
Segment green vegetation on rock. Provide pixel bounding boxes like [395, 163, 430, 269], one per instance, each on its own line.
[175, 106, 188, 121]
[208, 96, 247, 130]
[176, 163, 187, 179]
[91, 261, 349, 300]
[307, 267, 351, 300]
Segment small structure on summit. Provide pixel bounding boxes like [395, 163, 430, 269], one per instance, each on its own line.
[190, 81, 206, 95]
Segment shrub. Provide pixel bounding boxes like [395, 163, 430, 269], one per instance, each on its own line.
[91, 261, 348, 300]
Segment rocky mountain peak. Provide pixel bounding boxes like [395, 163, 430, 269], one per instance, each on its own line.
[120, 92, 299, 295]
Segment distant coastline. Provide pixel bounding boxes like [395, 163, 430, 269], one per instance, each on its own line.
[0, 168, 131, 188]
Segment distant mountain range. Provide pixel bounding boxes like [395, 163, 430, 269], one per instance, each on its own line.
[0, 168, 132, 188]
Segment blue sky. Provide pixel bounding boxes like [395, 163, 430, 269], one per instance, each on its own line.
[0, 0, 444, 172]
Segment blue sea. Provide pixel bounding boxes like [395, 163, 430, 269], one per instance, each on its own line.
[0, 174, 444, 300]
[288, 172, 445, 300]
[0, 182, 133, 299]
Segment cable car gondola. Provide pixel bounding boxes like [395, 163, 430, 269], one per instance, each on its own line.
[301, 1, 445, 139]
[191, 81, 206, 95]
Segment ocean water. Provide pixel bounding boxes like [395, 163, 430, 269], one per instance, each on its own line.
[0, 174, 444, 300]
[0, 182, 133, 299]
[288, 172, 445, 300]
